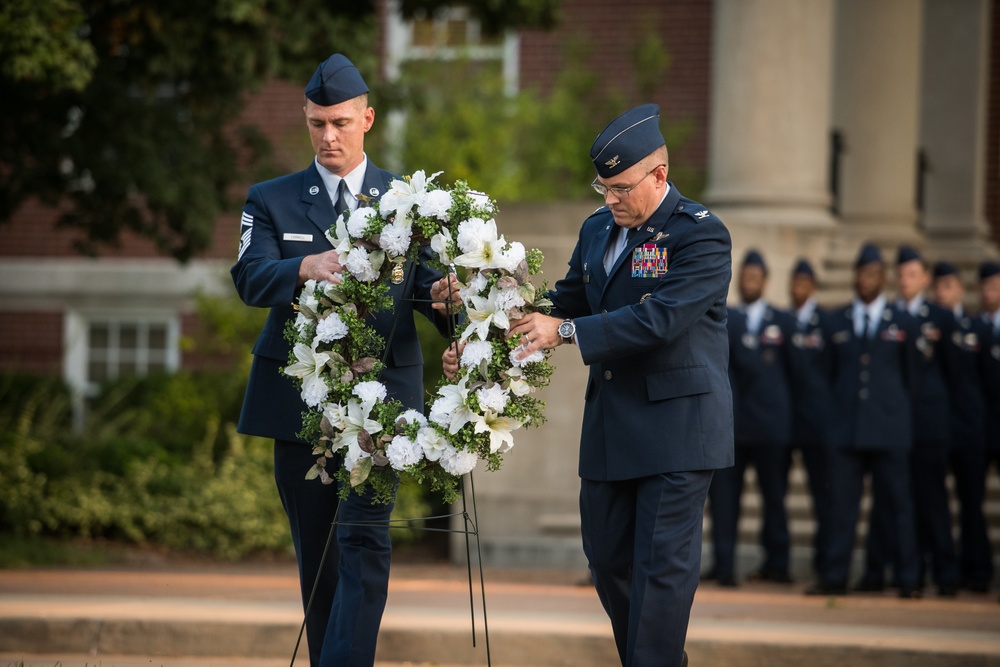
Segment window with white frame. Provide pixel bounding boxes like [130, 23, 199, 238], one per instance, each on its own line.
[386, 1, 519, 91]
[383, 1, 520, 167]
[64, 311, 181, 398]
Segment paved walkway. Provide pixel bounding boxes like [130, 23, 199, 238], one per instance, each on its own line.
[0, 560, 998, 666]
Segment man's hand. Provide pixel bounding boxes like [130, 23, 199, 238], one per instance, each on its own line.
[506, 312, 564, 359]
[442, 340, 466, 380]
[430, 274, 463, 313]
[298, 249, 344, 286]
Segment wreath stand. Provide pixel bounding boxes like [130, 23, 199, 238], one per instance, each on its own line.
[288, 263, 494, 666]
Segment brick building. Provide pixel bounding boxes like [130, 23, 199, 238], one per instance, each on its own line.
[1, 0, 998, 570]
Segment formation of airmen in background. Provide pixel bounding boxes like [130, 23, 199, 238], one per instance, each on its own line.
[703, 243, 1000, 600]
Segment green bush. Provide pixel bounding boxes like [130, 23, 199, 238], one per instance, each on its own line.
[369, 29, 702, 201]
[0, 291, 446, 561]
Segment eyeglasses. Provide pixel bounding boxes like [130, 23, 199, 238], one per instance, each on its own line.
[591, 165, 665, 199]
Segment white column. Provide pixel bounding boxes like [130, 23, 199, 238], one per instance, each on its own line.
[704, 0, 836, 300]
[832, 0, 924, 245]
[919, 0, 994, 264]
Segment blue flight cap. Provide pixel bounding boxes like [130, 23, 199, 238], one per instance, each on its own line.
[741, 248, 768, 274]
[590, 104, 666, 178]
[896, 244, 922, 265]
[979, 260, 1000, 282]
[791, 258, 816, 279]
[932, 261, 958, 279]
[855, 242, 883, 268]
[304, 54, 369, 106]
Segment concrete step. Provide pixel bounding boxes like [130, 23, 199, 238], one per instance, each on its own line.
[0, 565, 998, 667]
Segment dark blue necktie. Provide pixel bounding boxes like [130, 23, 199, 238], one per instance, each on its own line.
[334, 180, 350, 221]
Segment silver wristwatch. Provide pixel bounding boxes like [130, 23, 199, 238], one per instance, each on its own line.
[557, 319, 576, 344]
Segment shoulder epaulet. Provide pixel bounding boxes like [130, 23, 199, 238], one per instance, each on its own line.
[673, 201, 717, 223]
[584, 205, 610, 223]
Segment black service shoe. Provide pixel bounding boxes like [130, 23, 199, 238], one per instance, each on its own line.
[804, 582, 848, 596]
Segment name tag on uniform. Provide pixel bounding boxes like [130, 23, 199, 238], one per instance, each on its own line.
[283, 233, 313, 242]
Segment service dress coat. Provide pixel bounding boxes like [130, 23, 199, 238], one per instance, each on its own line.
[549, 184, 734, 480]
[231, 160, 451, 443]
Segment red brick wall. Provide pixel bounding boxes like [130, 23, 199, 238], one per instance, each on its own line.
[987, 0, 1000, 244]
[0, 312, 63, 375]
[518, 0, 713, 173]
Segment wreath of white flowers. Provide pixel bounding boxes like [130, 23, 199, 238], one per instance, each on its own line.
[283, 171, 554, 504]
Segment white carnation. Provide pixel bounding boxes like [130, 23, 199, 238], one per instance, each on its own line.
[379, 224, 412, 256]
[476, 384, 510, 413]
[509, 344, 546, 368]
[345, 246, 380, 282]
[440, 446, 479, 476]
[399, 409, 428, 427]
[386, 435, 424, 471]
[494, 286, 526, 312]
[457, 217, 488, 254]
[353, 380, 387, 405]
[301, 379, 330, 409]
[467, 191, 492, 213]
[347, 207, 378, 238]
[418, 189, 453, 220]
[499, 241, 526, 272]
[315, 312, 349, 343]
[428, 399, 451, 428]
[461, 340, 494, 367]
[416, 426, 450, 462]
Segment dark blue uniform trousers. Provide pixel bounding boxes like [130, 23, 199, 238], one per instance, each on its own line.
[861, 440, 959, 589]
[823, 447, 920, 589]
[950, 446, 993, 587]
[275, 440, 393, 667]
[708, 443, 792, 579]
[581, 470, 713, 667]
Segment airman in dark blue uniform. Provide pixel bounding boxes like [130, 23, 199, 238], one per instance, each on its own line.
[932, 260, 993, 592]
[805, 243, 922, 598]
[505, 104, 733, 667]
[857, 246, 958, 595]
[787, 258, 835, 580]
[231, 54, 458, 667]
[705, 249, 795, 586]
[978, 260, 1000, 594]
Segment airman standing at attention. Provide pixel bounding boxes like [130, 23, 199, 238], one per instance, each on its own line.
[932, 261, 993, 594]
[805, 243, 922, 599]
[705, 249, 795, 587]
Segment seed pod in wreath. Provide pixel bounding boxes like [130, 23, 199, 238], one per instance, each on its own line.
[357, 428, 376, 454]
[321, 416, 338, 439]
[351, 357, 376, 374]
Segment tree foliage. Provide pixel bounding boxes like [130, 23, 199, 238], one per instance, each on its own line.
[0, 0, 555, 261]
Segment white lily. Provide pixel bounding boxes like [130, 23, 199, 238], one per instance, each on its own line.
[430, 227, 454, 264]
[429, 374, 475, 434]
[416, 426, 450, 462]
[324, 214, 354, 263]
[285, 343, 332, 407]
[379, 170, 443, 221]
[339, 398, 383, 467]
[473, 409, 521, 453]
[461, 286, 509, 341]
[454, 218, 508, 270]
